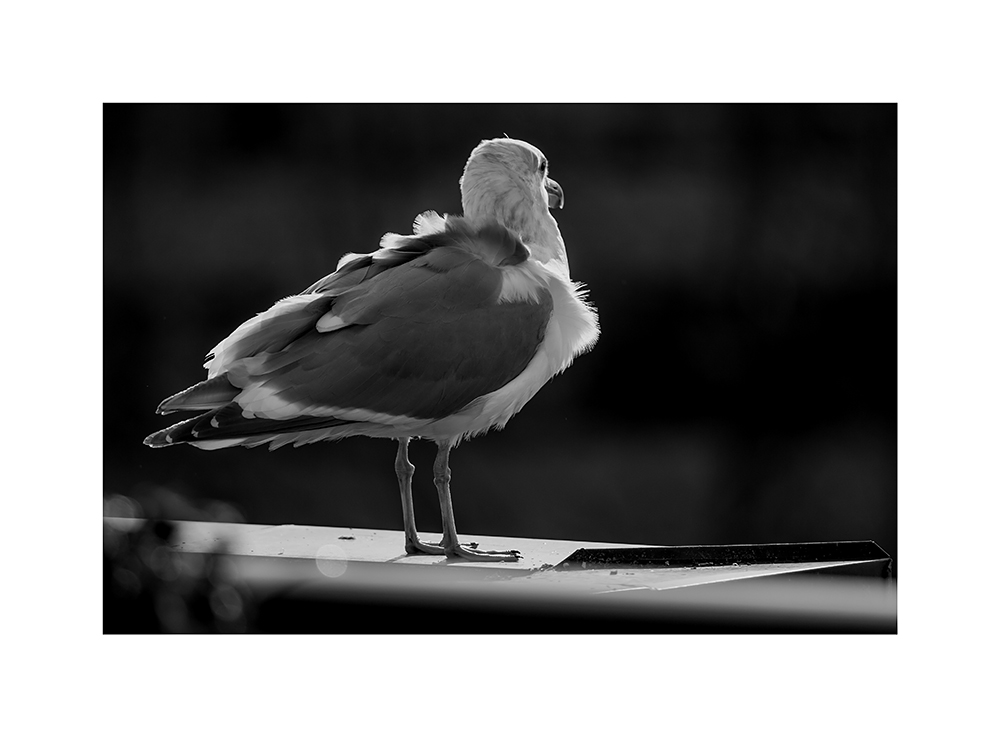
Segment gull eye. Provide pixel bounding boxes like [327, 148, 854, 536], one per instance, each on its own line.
[538, 158, 548, 175]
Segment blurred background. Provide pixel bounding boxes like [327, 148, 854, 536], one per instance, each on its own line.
[104, 104, 896, 568]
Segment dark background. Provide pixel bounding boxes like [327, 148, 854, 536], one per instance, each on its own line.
[104, 104, 896, 565]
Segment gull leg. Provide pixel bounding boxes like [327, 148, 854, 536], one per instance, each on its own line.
[396, 437, 445, 555]
[432, 442, 521, 562]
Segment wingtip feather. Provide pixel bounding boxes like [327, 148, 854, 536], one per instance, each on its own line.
[143, 428, 174, 447]
[156, 375, 240, 415]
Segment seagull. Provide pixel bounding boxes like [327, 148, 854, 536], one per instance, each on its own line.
[144, 137, 599, 561]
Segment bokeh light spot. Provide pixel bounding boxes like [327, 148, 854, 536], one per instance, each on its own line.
[315, 544, 348, 578]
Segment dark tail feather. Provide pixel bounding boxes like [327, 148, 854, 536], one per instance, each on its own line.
[156, 375, 240, 415]
[144, 415, 201, 447]
[144, 403, 356, 448]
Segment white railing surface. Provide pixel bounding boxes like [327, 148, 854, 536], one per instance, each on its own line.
[104, 517, 896, 633]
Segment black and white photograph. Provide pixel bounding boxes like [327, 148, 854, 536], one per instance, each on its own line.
[10, 2, 998, 731]
[103, 103, 897, 633]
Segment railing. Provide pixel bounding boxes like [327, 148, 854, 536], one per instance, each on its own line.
[104, 517, 895, 633]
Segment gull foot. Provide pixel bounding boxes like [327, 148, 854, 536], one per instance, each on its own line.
[404, 538, 447, 555]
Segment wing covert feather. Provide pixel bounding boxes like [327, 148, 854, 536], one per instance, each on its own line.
[239, 246, 553, 422]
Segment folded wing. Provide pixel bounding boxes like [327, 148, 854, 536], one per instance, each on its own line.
[145, 218, 553, 448]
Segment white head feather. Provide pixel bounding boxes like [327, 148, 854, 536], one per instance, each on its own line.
[460, 137, 570, 278]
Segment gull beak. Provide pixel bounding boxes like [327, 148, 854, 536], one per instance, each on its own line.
[545, 177, 564, 210]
